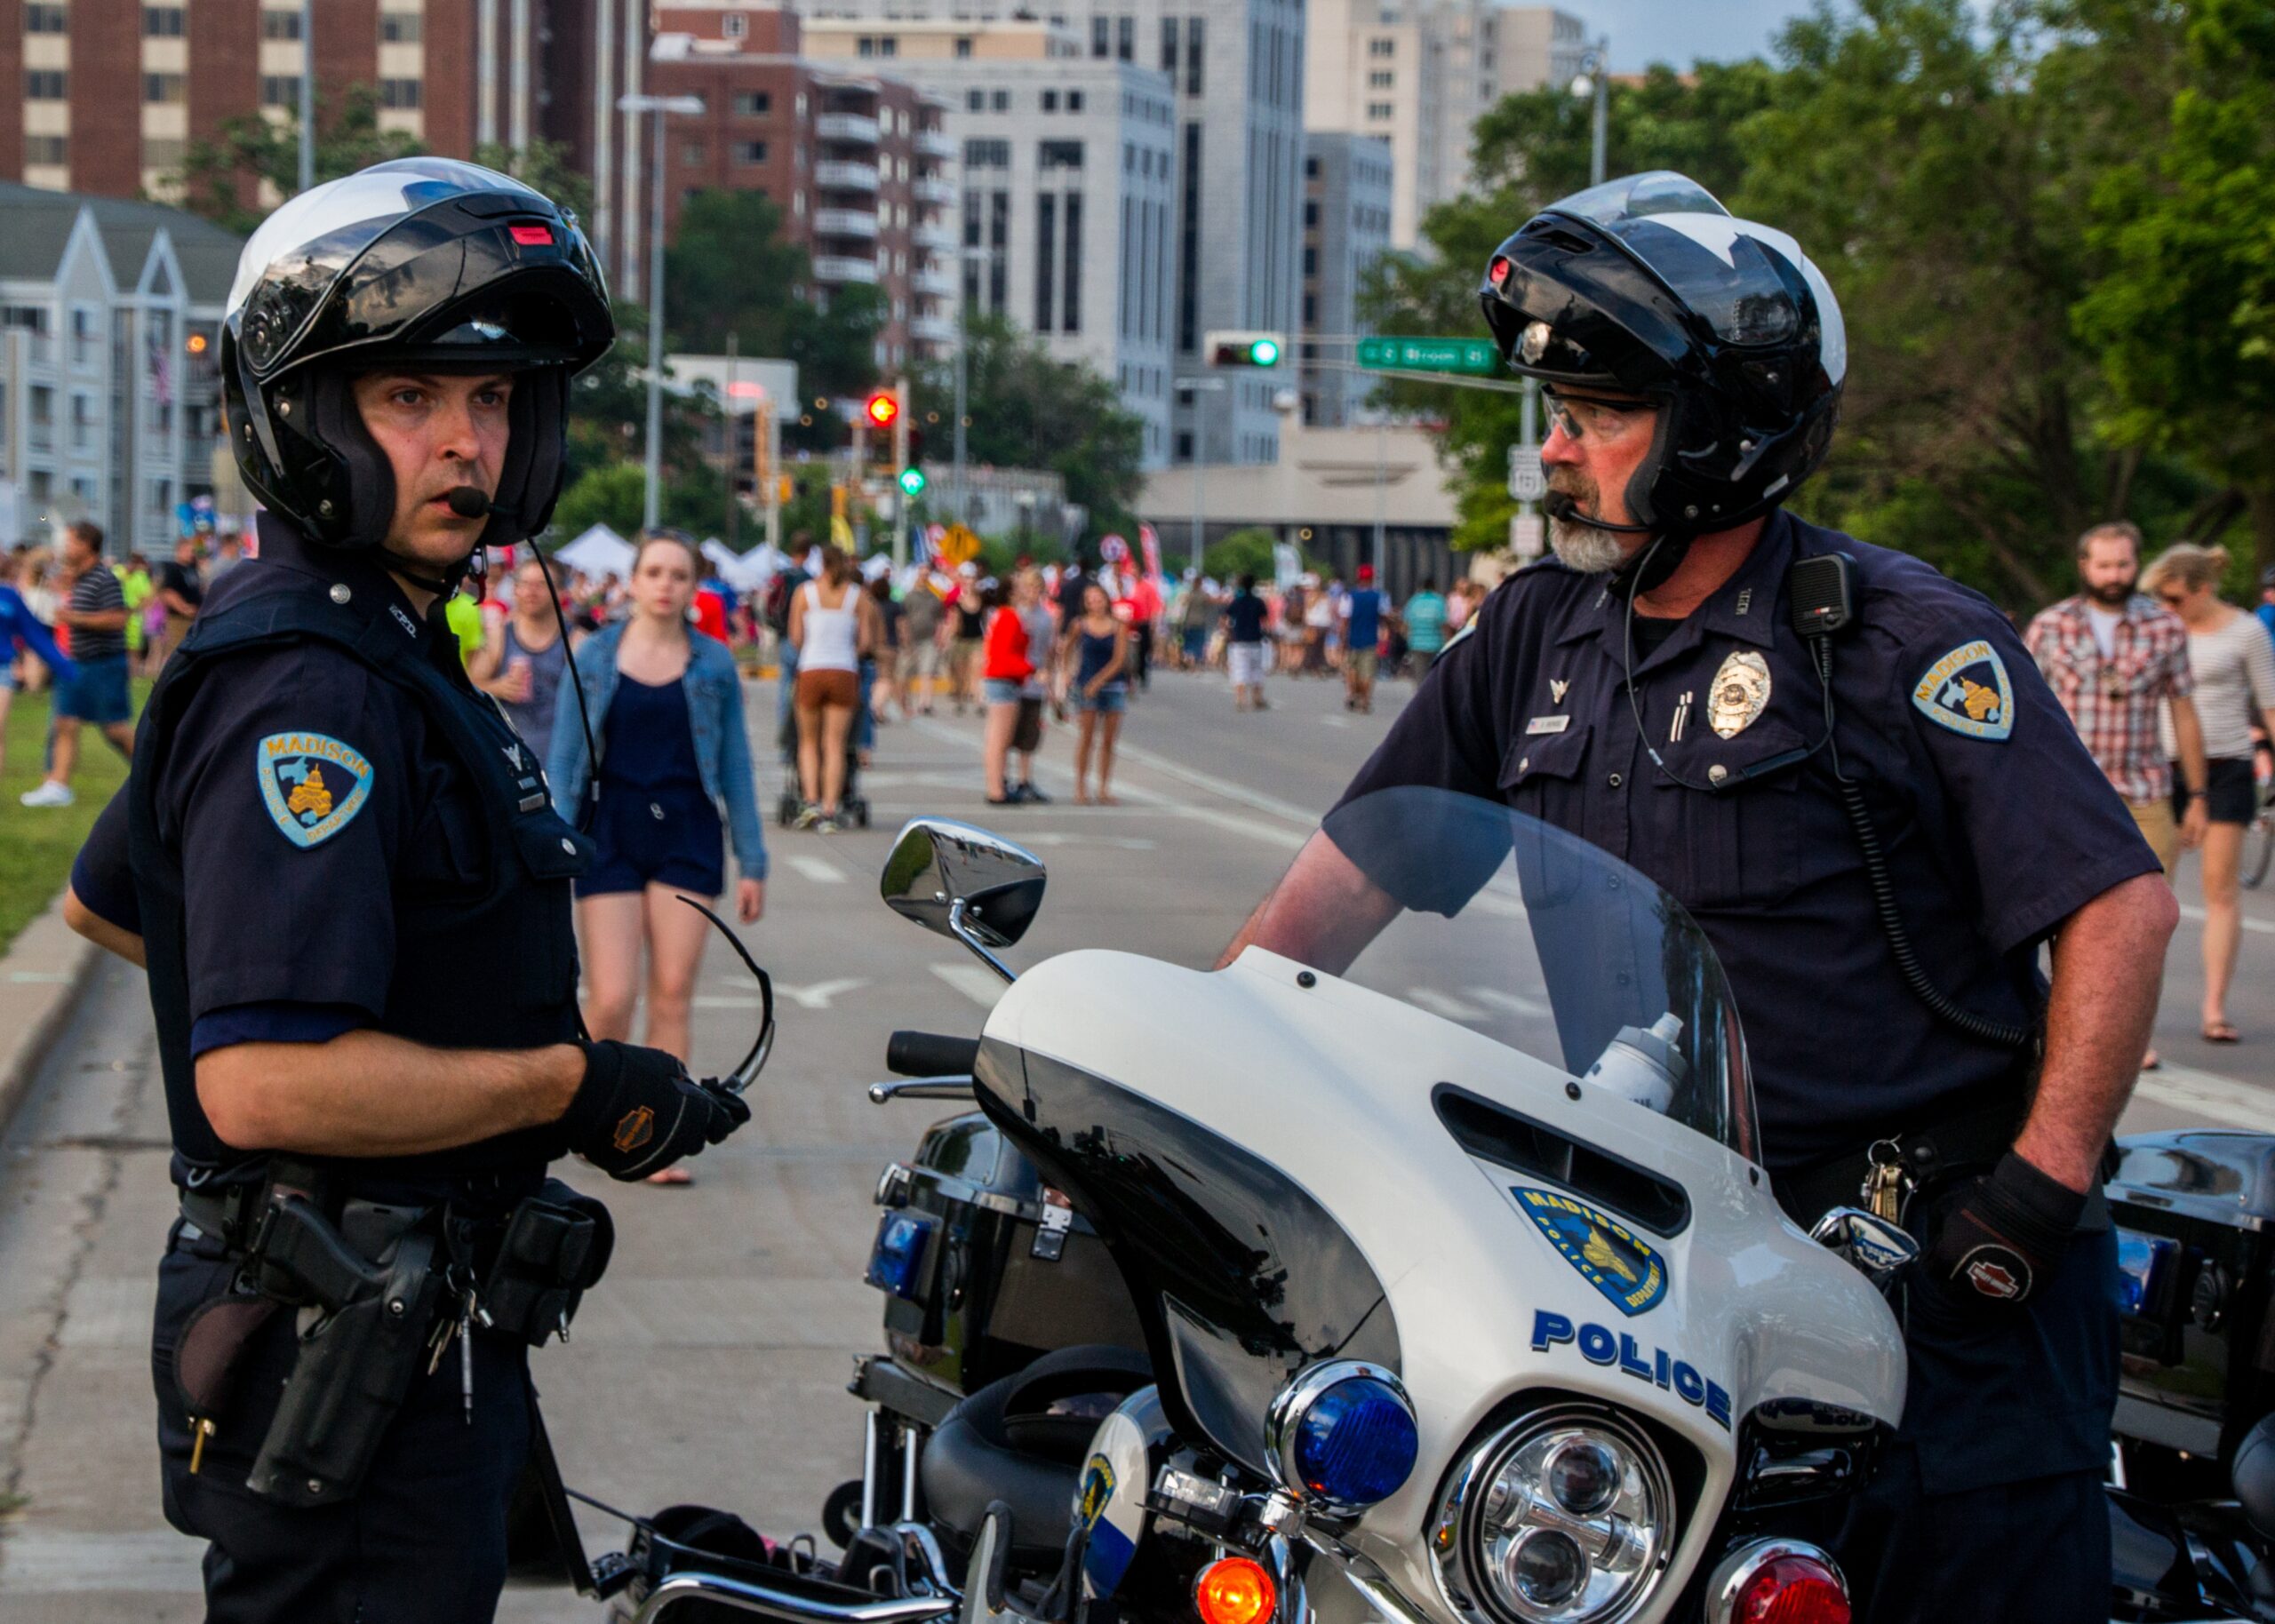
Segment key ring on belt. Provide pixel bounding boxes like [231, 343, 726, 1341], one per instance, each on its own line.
[1862, 1138, 1913, 1224]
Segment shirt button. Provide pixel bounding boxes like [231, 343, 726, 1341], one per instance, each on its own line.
[1607, 772, 1623, 788]
[560, 837, 577, 855]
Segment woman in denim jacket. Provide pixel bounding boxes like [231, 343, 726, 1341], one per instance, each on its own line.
[547, 532, 767, 1177]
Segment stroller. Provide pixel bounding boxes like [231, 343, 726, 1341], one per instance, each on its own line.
[773, 653, 873, 829]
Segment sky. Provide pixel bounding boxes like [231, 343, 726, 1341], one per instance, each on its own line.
[1586, 0, 1814, 72]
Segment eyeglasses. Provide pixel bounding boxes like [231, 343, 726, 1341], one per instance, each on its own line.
[1543, 393, 1651, 446]
[2157, 593, 2186, 607]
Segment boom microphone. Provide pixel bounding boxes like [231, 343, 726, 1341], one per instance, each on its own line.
[444, 486, 518, 521]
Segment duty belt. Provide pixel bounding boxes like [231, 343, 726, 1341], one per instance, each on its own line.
[1776, 1091, 2028, 1230]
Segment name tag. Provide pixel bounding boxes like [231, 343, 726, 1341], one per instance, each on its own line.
[1525, 714, 1571, 735]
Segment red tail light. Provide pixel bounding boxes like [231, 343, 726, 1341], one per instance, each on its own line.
[1732, 1554, 1848, 1624]
[1489, 255, 1511, 286]
[509, 224, 555, 246]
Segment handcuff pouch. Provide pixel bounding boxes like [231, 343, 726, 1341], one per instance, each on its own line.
[481, 1179, 614, 1346]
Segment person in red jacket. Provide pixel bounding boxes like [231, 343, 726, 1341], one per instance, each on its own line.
[980, 572, 1036, 804]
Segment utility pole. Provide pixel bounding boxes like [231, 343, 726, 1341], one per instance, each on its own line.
[724, 330, 739, 551]
[1175, 377, 1228, 576]
[618, 92, 705, 534]
[297, 0, 315, 195]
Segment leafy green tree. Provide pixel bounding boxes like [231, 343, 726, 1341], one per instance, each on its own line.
[173, 84, 425, 233]
[908, 313, 1145, 544]
[553, 451, 732, 539]
[663, 189, 811, 357]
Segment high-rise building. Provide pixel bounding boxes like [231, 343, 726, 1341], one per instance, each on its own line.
[796, 0, 1305, 467]
[1297, 131, 1392, 428]
[1, 0, 527, 204]
[1305, 2, 1585, 250]
[0, 184, 240, 552]
[801, 18, 1178, 466]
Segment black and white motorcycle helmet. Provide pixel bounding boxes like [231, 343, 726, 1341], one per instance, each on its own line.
[1480, 171, 1846, 538]
[220, 157, 613, 557]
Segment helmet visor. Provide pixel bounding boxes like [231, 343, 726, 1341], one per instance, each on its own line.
[1544, 171, 1809, 350]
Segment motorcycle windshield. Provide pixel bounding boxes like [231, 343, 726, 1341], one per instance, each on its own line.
[1316, 786, 1760, 1164]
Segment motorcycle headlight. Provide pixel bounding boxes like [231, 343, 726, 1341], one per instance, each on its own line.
[1430, 1407, 1672, 1624]
[1265, 1360, 1420, 1513]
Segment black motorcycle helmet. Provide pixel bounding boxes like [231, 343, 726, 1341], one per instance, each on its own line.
[1480, 171, 1846, 544]
[220, 157, 613, 569]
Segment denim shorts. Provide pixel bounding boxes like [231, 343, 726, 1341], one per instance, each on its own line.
[1082, 685, 1128, 714]
[54, 656, 131, 724]
[983, 678, 1024, 705]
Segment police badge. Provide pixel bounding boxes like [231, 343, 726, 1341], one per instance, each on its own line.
[1707, 650, 1771, 738]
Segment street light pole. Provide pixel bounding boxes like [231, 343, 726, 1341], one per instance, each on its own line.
[619, 92, 705, 534]
[1574, 37, 1611, 187]
[1175, 377, 1227, 576]
[297, 0, 315, 194]
[952, 245, 989, 537]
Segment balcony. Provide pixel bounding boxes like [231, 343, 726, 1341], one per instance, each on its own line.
[911, 265, 955, 297]
[813, 254, 881, 285]
[813, 207, 881, 240]
[816, 112, 880, 146]
[915, 130, 955, 160]
[814, 159, 881, 193]
[910, 313, 957, 345]
[913, 218, 958, 251]
[912, 176, 956, 206]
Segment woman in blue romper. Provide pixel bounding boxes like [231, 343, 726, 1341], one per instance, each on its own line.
[547, 530, 768, 1181]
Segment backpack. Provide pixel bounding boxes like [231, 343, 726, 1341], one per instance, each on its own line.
[762, 568, 810, 637]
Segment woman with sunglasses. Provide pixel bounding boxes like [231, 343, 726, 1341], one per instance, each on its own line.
[2144, 543, 2275, 1044]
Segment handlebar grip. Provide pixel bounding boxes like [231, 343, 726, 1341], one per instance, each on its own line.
[887, 1031, 981, 1079]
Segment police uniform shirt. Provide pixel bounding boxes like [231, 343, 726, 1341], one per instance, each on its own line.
[87, 514, 555, 1068]
[1338, 508, 2160, 1174]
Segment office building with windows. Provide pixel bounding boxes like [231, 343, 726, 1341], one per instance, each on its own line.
[1297, 131, 1392, 427]
[796, 0, 1307, 468]
[0, 184, 239, 553]
[802, 20, 1178, 466]
[1305, 1, 1585, 250]
[1, 0, 528, 204]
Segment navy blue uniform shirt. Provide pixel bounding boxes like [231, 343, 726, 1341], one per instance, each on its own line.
[1339, 509, 2159, 1174]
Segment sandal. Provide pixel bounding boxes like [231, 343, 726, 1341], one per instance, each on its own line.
[2203, 1022, 2241, 1044]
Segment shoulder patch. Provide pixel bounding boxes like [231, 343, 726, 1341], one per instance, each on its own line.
[1912, 640, 2015, 741]
[256, 733, 375, 847]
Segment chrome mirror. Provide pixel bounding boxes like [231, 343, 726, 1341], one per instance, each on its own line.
[1808, 1206, 1920, 1295]
[880, 818, 1046, 983]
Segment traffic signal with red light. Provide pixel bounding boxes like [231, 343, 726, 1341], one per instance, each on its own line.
[866, 392, 900, 430]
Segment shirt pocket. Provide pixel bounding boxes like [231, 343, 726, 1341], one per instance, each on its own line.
[1646, 719, 1806, 910]
[1498, 720, 1592, 831]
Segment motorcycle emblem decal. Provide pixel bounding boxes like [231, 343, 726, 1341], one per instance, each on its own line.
[1077, 1457, 1115, 1531]
[1530, 1310, 1732, 1429]
[1707, 650, 1771, 738]
[1514, 1189, 1668, 1317]
[612, 1106, 655, 1154]
[1957, 1245, 2029, 1301]
[256, 733, 374, 848]
[1911, 640, 2014, 741]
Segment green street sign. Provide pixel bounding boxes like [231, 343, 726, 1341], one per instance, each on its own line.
[1357, 336, 1501, 375]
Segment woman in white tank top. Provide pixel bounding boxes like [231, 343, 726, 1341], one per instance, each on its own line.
[786, 545, 878, 830]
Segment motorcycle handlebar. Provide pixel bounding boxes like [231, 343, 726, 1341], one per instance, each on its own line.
[887, 1031, 981, 1079]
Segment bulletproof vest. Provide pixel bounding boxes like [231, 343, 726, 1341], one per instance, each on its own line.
[127, 552, 589, 1194]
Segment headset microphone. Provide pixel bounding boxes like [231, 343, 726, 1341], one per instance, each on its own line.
[444, 487, 518, 521]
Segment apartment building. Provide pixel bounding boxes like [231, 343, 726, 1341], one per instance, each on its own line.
[1297, 131, 1392, 427]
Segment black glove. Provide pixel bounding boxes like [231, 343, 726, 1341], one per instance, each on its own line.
[1924, 1152, 2084, 1312]
[563, 1040, 752, 1182]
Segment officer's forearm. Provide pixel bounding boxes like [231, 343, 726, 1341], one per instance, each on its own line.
[61, 885, 146, 967]
[1217, 831, 1401, 974]
[197, 1031, 585, 1158]
[2015, 872, 2178, 1191]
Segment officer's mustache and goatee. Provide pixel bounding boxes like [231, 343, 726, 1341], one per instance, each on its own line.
[1546, 476, 1632, 574]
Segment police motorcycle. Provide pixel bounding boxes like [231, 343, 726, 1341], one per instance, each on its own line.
[576, 784, 1914, 1624]
[2104, 1133, 2275, 1620]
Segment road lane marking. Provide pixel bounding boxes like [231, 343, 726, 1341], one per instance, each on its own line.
[1019, 832, 1161, 849]
[2133, 1061, 2275, 1130]
[1111, 741, 1321, 828]
[781, 977, 869, 1010]
[786, 854, 850, 884]
[2178, 904, 2275, 936]
[931, 961, 1007, 1008]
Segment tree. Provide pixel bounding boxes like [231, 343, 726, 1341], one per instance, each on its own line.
[553, 450, 732, 539]
[663, 189, 811, 358]
[173, 84, 425, 234]
[908, 314, 1145, 543]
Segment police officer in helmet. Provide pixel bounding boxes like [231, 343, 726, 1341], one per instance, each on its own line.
[65, 158, 751, 1621]
[1223, 171, 2174, 1620]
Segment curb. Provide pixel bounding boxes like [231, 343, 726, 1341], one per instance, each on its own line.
[0, 890, 101, 1138]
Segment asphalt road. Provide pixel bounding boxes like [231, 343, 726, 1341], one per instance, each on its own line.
[0, 662, 2269, 1620]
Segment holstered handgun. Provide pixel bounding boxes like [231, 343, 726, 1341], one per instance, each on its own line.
[242, 1171, 443, 1508]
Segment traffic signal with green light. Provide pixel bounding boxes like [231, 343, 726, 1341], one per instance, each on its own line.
[898, 466, 927, 497]
[1203, 330, 1285, 368]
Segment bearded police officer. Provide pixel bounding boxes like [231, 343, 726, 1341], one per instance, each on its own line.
[1222, 172, 2175, 1622]
[64, 159, 751, 1622]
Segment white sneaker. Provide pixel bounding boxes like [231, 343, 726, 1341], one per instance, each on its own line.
[19, 781, 74, 808]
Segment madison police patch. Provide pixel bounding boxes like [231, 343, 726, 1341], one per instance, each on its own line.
[256, 733, 374, 848]
[1912, 640, 2015, 741]
[1513, 1187, 1668, 1317]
